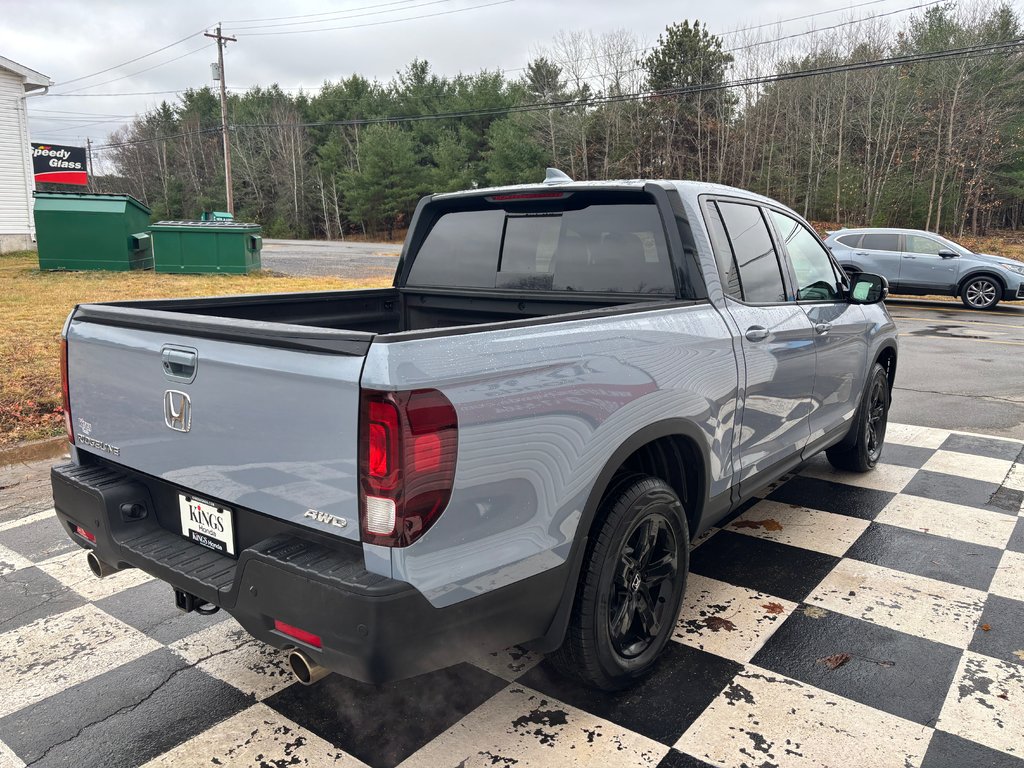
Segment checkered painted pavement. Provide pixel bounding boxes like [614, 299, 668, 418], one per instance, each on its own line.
[1, 422, 1022, 768]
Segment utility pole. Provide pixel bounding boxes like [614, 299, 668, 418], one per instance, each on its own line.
[204, 24, 236, 215]
[85, 137, 94, 192]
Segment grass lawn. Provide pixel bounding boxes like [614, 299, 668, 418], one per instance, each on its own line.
[0, 251, 389, 447]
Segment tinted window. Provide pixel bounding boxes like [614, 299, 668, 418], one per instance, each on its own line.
[860, 233, 900, 251]
[836, 234, 862, 248]
[407, 210, 503, 288]
[705, 203, 743, 299]
[718, 202, 786, 303]
[906, 235, 943, 256]
[407, 203, 675, 294]
[769, 210, 842, 301]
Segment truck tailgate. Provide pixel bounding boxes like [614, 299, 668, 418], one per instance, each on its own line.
[66, 315, 364, 542]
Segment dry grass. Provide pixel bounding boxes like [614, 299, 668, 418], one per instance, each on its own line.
[0, 251, 388, 447]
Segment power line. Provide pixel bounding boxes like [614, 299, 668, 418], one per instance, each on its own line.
[93, 36, 1024, 150]
[222, 0, 434, 24]
[238, 0, 515, 36]
[56, 27, 209, 87]
[229, 0, 454, 31]
[55, 43, 215, 95]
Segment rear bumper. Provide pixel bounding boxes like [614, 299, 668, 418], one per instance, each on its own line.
[51, 460, 565, 683]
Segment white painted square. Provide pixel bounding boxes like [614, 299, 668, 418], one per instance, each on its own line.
[725, 499, 870, 557]
[937, 651, 1024, 759]
[675, 665, 932, 768]
[799, 457, 917, 493]
[875, 494, 1016, 549]
[35, 549, 152, 601]
[989, 550, 1024, 603]
[886, 423, 950, 449]
[0, 544, 33, 577]
[399, 684, 669, 767]
[171, 619, 294, 700]
[673, 574, 797, 663]
[0, 604, 161, 719]
[140, 703, 368, 767]
[922, 451, 1014, 485]
[806, 559, 987, 648]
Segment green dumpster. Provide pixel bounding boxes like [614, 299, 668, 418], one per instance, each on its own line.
[149, 220, 262, 274]
[33, 191, 153, 271]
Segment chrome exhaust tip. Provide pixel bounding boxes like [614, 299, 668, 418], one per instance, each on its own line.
[86, 551, 119, 578]
[288, 649, 330, 686]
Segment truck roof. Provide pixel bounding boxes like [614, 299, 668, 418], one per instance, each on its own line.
[431, 178, 797, 217]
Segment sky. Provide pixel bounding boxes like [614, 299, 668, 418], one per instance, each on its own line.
[1, 0, 963, 154]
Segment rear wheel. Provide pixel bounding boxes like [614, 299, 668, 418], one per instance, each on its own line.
[551, 474, 689, 691]
[961, 276, 1001, 310]
[826, 362, 890, 472]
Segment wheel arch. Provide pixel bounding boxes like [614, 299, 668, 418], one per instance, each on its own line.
[532, 418, 711, 652]
[958, 270, 1007, 298]
[874, 342, 897, 394]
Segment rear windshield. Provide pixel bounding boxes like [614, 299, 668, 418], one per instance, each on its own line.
[406, 200, 676, 295]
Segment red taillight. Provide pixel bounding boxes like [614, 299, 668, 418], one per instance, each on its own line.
[358, 388, 458, 547]
[73, 524, 95, 543]
[274, 619, 322, 648]
[61, 338, 74, 444]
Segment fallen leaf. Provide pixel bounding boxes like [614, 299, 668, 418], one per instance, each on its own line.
[802, 606, 829, 619]
[763, 602, 785, 615]
[818, 653, 852, 670]
[704, 616, 736, 632]
[732, 519, 784, 532]
[982, 624, 991, 632]
[1013, 650, 1024, 661]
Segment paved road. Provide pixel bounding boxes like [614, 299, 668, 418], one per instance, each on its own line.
[886, 298, 1024, 440]
[261, 238, 400, 279]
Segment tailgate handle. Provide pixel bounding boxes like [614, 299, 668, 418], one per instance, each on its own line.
[162, 346, 198, 382]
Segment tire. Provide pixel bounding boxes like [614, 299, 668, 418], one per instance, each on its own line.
[826, 362, 890, 472]
[550, 474, 690, 691]
[960, 276, 1001, 310]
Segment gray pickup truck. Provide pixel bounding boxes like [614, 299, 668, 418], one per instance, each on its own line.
[52, 175, 897, 690]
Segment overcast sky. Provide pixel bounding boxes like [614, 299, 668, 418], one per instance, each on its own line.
[2, 0, 969, 152]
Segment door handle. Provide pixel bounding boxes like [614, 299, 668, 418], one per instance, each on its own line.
[162, 346, 198, 381]
[745, 326, 769, 342]
[814, 322, 832, 335]
[903, 255, 917, 259]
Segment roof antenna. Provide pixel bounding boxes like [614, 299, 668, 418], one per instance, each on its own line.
[543, 168, 573, 185]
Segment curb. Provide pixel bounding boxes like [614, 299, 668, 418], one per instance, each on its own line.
[0, 437, 69, 467]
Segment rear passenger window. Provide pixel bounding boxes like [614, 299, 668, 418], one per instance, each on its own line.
[705, 203, 743, 300]
[836, 234, 862, 248]
[861, 233, 900, 251]
[717, 202, 787, 303]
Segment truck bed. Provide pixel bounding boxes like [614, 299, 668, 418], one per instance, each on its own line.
[75, 286, 673, 354]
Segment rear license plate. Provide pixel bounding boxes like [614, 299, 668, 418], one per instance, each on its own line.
[178, 494, 236, 556]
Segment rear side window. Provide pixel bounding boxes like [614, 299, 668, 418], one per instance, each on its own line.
[861, 233, 900, 251]
[407, 201, 676, 295]
[717, 201, 787, 303]
[836, 234, 862, 248]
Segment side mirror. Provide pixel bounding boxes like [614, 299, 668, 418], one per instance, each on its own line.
[938, 249, 959, 259]
[849, 272, 888, 304]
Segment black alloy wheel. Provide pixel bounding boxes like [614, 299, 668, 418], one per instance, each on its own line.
[608, 513, 679, 659]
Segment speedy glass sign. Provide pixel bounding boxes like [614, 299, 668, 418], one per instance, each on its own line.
[31, 143, 87, 186]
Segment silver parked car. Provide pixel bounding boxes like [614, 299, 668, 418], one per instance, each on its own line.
[824, 227, 1024, 310]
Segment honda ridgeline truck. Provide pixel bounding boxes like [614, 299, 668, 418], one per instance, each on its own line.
[52, 173, 897, 690]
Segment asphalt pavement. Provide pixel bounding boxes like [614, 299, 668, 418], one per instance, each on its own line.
[886, 299, 1024, 440]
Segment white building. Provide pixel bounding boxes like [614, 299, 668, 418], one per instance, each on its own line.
[0, 56, 51, 253]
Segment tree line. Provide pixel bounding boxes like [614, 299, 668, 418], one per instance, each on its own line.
[94, 3, 1024, 239]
